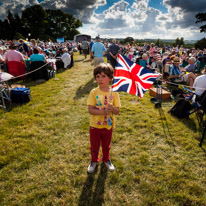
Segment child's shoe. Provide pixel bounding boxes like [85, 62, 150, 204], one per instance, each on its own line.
[87, 162, 97, 173]
[104, 160, 115, 171]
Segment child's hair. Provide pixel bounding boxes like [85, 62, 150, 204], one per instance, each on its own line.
[93, 63, 114, 79]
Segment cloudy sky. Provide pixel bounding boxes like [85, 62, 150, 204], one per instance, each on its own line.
[0, 0, 206, 40]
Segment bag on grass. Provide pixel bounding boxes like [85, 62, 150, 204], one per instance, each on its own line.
[169, 98, 193, 119]
[11, 87, 31, 104]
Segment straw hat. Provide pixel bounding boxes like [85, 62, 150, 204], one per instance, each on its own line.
[170, 55, 176, 60]
[172, 57, 180, 64]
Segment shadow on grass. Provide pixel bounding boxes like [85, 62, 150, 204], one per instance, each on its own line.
[56, 68, 68, 74]
[78, 163, 107, 206]
[158, 107, 177, 152]
[83, 59, 91, 63]
[75, 58, 85, 62]
[74, 78, 97, 100]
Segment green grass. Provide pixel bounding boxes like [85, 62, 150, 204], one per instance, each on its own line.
[0, 53, 206, 206]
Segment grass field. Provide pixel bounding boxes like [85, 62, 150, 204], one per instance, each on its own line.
[0, 53, 206, 206]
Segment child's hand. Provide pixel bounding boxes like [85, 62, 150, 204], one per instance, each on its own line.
[105, 103, 113, 115]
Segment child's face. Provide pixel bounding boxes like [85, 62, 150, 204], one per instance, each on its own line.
[95, 72, 112, 89]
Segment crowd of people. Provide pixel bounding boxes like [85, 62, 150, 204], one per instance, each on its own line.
[86, 37, 206, 94]
[1, 37, 206, 92]
[0, 39, 75, 81]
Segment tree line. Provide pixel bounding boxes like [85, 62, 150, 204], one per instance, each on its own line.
[0, 5, 82, 41]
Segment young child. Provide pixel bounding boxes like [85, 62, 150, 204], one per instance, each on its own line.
[87, 63, 121, 173]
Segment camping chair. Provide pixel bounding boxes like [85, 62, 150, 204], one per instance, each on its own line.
[0, 72, 13, 111]
[183, 87, 206, 147]
[7, 61, 26, 79]
[30, 61, 49, 81]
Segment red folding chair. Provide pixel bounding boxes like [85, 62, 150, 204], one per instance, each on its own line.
[7, 61, 26, 79]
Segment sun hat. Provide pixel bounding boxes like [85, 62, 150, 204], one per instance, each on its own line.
[170, 55, 176, 60]
[172, 57, 180, 64]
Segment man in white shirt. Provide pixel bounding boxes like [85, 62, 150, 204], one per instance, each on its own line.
[61, 48, 71, 69]
[193, 67, 206, 96]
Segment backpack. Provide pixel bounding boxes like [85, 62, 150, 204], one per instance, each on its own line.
[11, 87, 31, 104]
[169, 98, 193, 119]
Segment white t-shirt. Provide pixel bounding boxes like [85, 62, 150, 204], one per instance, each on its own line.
[61, 52, 71, 68]
[193, 74, 206, 96]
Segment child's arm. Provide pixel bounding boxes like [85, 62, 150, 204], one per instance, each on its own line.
[88, 105, 110, 115]
[88, 105, 119, 115]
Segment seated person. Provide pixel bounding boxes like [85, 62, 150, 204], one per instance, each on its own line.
[30, 48, 47, 63]
[183, 57, 196, 73]
[139, 53, 150, 69]
[149, 57, 157, 71]
[29, 48, 48, 80]
[192, 67, 206, 116]
[5, 44, 25, 63]
[193, 67, 206, 96]
[169, 57, 196, 90]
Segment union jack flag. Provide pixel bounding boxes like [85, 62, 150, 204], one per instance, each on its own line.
[112, 54, 160, 98]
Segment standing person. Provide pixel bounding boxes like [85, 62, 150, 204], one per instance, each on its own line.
[87, 63, 121, 173]
[149, 43, 156, 58]
[153, 50, 162, 72]
[90, 36, 107, 67]
[18, 39, 30, 55]
[81, 38, 89, 59]
[108, 39, 120, 69]
[89, 40, 94, 54]
[77, 42, 82, 54]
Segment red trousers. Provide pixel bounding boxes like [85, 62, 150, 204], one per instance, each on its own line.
[89, 127, 113, 162]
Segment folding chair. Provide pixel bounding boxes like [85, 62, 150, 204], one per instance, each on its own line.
[184, 87, 206, 147]
[0, 72, 13, 112]
[30, 61, 49, 81]
[7, 61, 26, 79]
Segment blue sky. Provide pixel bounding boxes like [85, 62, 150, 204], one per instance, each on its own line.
[0, 0, 205, 40]
[95, 0, 167, 14]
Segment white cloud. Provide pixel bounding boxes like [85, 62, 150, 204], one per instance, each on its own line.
[79, 0, 206, 40]
[0, 0, 38, 19]
[0, 0, 205, 40]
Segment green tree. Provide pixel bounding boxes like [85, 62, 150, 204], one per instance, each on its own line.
[14, 32, 25, 40]
[0, 11, 25, 40]
[174, 37, 180, 46]
[155, 38, 160, 47]
[179, 37, 184, 46]
[21, 5, 49, 40]
[196, 13, 206, 33]
[124, 37, 134, 44]
[45, 9, 82, 40]
[0, 5, 82, 41]
[195, 38, 206, 50]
